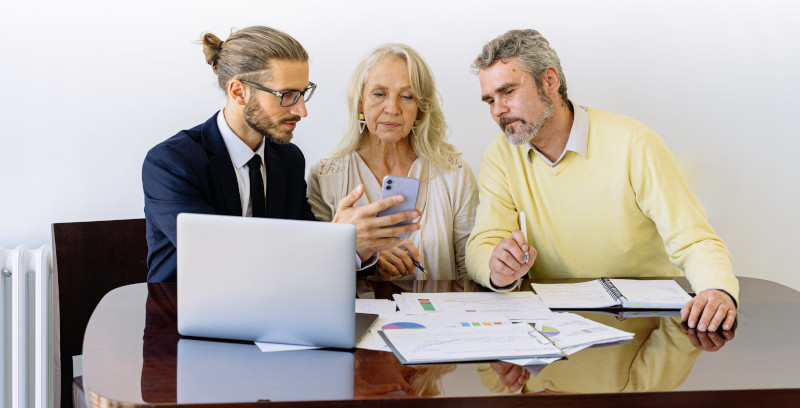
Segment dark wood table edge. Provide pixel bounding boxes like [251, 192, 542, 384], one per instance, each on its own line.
[90, 388, 800, 408]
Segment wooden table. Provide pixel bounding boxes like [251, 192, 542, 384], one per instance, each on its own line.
[82, 277, 800, 407]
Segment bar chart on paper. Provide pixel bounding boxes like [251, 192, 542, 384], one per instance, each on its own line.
[398, 292, 552, 320]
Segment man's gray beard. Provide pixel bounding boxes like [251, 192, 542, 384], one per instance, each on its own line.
[505, 121, 538, 146]
[503, 101, 554, 146]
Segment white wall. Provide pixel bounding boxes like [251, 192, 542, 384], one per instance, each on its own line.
[2, 0, 799, 291]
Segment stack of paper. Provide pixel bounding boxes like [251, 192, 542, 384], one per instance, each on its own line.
[532, 312, 634, 349]
[378, 323, 564, 364]
[502, 312, 634, 366]
[354, 295, 635, 366]
[357, 312, 514, 352]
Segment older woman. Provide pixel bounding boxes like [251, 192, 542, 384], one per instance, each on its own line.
[307, 44, 477, 281]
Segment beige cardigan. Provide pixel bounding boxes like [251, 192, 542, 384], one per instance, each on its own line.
[307, 151, 478, 280]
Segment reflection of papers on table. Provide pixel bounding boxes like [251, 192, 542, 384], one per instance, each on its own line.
[479, 315, 701, 394]
[502, 344, 593, 367]
[379, 323, 564, 364]
[397, 292, 552, 321]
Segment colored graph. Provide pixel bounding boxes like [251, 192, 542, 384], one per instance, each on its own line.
[383, 322, 426, 330]
[418, 299, 436, 311]
[460, 321, 504, 327]
[541, 326, 560, 336]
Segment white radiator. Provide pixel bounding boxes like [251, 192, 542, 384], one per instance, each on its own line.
[0, 246, 54, 408]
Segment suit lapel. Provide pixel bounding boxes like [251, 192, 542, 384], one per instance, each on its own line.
[264, 141, 286, 217]
[201, 113, 242, 216]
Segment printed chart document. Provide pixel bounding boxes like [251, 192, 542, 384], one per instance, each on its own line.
[501, 312, 634, 366]
[398, 291, 552, 321]
[379, 323, 564, 364]
[530, 312, 634, 349]
[356, 313, 514, 352]
[531, 278, 692, 309]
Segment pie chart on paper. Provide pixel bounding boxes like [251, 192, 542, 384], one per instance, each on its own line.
[382, 322, 426, 330]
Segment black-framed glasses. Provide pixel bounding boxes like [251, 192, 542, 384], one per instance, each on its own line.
[240, 79, 316, 107]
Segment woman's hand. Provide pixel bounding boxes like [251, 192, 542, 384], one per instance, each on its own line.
[332, 184, 420, 261]
[375, 240, 422, 280]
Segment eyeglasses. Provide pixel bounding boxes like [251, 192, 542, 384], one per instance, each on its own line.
[240, 79, 316, 107]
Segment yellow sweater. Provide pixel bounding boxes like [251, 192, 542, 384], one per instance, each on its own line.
[466, 108, 739, 303]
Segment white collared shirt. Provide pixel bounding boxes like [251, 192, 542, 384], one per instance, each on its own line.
[216, 110, 267, 217]
[526, 102, 590, 167]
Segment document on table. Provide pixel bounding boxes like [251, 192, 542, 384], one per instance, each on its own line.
[356, 312, 514, 352]
[501, 312, 634, 366]
[531, 278, 692, 309]
[531, 280, 619, 308]
[608, 279, 692, 308]
[398, 291, 552, 321]
[530, 312, 634, 349]
[379, 323, 565, 364]
[355, 299, 397, 316]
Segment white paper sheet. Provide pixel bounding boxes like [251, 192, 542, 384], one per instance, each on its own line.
[254, 342, 321, 352]
[379, 323, 563, 364]
[356, 312, 515, 352]
[531, 280, 619, 308]
[355, 298, 397, 316]
[399, 291, 552, 321]
[531, 312, 634, 349]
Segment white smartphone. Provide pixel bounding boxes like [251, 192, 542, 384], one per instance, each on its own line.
[376, 175, 420, 238]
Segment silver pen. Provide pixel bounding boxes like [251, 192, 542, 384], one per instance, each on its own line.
[520, 211, 529, 264]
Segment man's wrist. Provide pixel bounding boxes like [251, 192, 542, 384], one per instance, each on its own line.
[489, 270, 519, 292]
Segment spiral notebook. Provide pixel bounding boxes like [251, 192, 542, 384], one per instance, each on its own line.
[530, 278, 693, 310]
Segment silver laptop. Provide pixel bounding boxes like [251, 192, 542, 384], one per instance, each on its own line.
[177, 213, 369, 348]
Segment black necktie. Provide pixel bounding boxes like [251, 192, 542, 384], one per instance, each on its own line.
[247, 155, 266, 218]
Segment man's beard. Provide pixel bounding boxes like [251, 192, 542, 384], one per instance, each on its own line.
[499, 89, 554, 146]
[243, 97, 301, 145]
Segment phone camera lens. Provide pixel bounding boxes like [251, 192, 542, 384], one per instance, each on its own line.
[386, 185, 392, 190]
[387, 179, 393, 184]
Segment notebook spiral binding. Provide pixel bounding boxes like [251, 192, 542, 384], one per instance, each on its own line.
[600, 277, 625, 302]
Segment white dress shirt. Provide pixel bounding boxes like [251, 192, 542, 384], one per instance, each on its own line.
[216, 110, 266, 217]
[526, 102, 590, 167]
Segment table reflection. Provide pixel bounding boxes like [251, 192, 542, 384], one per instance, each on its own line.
[354, 349, 455, 398]
[142, 283, 179, 403]
[479, 313, 737, 394]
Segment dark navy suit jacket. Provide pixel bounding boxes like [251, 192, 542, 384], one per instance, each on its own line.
[142, 113, 316, 282]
